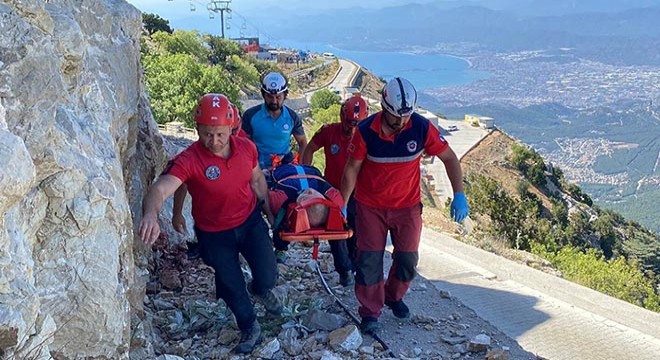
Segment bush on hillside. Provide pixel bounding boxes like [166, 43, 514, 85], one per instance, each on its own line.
[143, 53, 238, 125]
[510, 143, 547, 188]
[537, 246, 660, 312]
[142, 13, 172, 35]
[466, 142, 659, 312]
[151, 30, 209, 63]
[310, 89, 341, 116]
[205, 35, 244, 65]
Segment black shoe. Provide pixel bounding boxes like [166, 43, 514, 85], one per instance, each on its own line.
[233, 320, 263, 354]
[360, 316, 379, 335]
[186, 242, 200, 260]
[385, 298, 410, 319]
[254, 288, 283, 315]
[339, 271, 354, 287]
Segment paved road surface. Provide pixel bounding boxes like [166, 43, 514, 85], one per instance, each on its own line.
[329, 58, 358, 92]
[423, 117, 489, 202]
[304, 58, 357, 102]
[414, 228, 660, 360]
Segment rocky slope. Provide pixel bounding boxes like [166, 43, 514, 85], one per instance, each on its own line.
[0, 1, 162, 358]
[136, 134, 539, 360]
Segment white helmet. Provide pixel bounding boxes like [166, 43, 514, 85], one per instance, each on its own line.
[381, 77, 417, 117]
[261, 72, 288, 94]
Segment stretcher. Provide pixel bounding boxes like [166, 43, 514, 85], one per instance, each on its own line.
[278, 197, 352, 260]
[276, 195, 395, 356]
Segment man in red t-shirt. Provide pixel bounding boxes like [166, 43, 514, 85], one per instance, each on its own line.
[171, 101, 248, 236]
[172, 162, 354, 286]
[301, 94, 370, 281]
[139, 94, 280, 354]
[341, 78, 470, 335]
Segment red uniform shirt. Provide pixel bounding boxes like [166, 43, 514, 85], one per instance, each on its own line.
[268, 187, 343, 215]
[164, 136, 258, 232]
[348, 112, 448, 209]
[234, 128, 248, 138]
[309, 123, 352, 189]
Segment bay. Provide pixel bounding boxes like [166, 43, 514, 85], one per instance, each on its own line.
[280, 40, 490, 90]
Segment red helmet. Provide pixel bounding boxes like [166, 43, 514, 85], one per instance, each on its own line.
[340, 94, 369, 127]
[194, 93, 233, 126]
[230, 103, 242, 130]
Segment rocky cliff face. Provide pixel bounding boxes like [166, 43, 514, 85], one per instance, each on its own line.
[0, 1, 163, 358]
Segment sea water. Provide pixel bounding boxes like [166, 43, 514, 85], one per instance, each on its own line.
[280, 40, 490, 90]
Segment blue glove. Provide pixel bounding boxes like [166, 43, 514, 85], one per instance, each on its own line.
[450, 192, 469, 223]
[341, 206, 347, 218]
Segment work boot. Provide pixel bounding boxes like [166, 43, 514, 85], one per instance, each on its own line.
[232, 319, 262, 354]
[186, 241, 200, 260]
[339, 271, 354, 287]
[275, 249, 287, 264]
[385, 298, 410, 319]
[360, 316, 379, 335]
[254, 288, 283, 315]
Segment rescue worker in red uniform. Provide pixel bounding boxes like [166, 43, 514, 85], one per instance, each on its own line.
[139, 94, 281, 354]
[230, 102, 248, 138]
[301, 94, 370, 281]
[341, 78, 470, 335]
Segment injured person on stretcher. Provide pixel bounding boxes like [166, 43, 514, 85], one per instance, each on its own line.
[268, 164, 355, 286]
[277, 188, 352, 239]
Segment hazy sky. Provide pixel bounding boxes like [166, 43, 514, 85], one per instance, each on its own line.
[125, 0, 434, 17]
[125, 0, 436, 39]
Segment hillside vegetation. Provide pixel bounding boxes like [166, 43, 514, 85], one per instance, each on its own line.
[139, 14, 337, 127]
[458, 130, 660, 311]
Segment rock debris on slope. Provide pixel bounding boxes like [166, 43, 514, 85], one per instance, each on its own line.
[133, 133, 539, 360]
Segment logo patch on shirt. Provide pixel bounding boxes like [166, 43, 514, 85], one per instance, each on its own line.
[330, 144, 340, 155]
[283, 123, 290, 130]
[205, 165, 221, 180]
[406, 140, 418, 153]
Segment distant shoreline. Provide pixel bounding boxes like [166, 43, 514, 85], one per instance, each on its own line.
[444, 53, 473, 68]
[285, 40, 490, 89]
[400, 48, 474, 68]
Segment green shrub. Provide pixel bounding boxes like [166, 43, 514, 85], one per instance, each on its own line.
[540, 246, 659, 311]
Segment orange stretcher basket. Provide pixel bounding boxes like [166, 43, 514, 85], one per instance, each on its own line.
[279, 197, 353, 260]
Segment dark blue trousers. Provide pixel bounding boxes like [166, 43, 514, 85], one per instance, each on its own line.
[195, 208, 278, 331]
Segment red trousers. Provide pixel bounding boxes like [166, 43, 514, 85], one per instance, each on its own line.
[354, 201, 422, 319]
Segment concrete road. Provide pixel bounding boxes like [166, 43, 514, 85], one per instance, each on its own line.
[422, 115, 490, 202]
[415, 228, 660, 360]
[304, 58, 358, 102]
[329, 58, 358, 91]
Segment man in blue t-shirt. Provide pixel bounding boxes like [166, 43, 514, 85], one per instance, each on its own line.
[242, 72, 307, 169]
